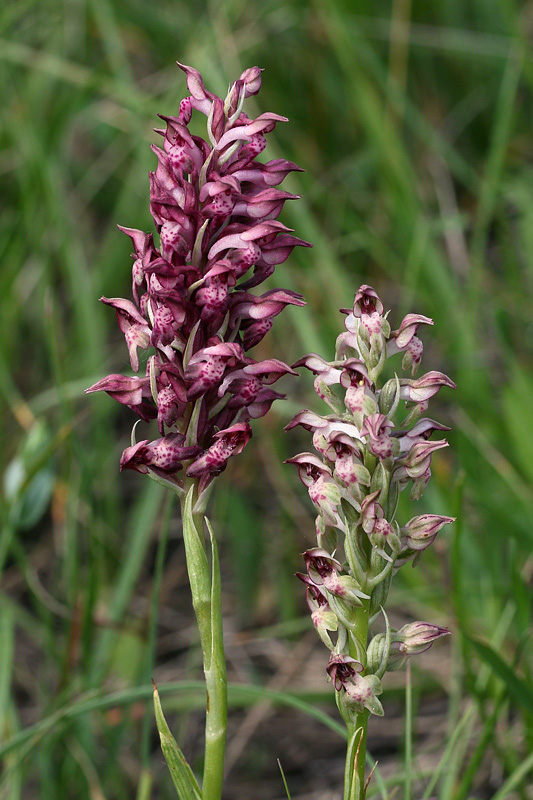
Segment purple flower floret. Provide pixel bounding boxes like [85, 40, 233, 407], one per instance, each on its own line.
[86, 64, 310, 492]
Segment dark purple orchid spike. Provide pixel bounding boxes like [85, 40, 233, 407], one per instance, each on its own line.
[86, 64, 311, 494]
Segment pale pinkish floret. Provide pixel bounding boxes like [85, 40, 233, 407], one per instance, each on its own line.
[287, 285, 454, 700]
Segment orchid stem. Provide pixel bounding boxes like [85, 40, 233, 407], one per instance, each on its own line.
[345, 600, 370, 800]
[180, 481, 227, 800]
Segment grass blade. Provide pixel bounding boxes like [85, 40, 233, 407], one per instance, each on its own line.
[464, 633, 533, 714]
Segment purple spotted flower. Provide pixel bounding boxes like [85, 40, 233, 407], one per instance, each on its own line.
[296, 573, 338, 649]
[86, 64, 311, 493]
[326, 653, 384, 717]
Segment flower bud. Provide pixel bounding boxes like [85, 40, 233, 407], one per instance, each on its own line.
[392, 621, 450, 655]
[378, 375, 401, 416]
[366, 630, 394, 678]
[401, 514, 455, 551]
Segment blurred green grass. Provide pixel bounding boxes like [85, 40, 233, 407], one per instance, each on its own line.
[1, 0, 532, 797]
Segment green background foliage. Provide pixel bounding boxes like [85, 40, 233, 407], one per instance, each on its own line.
[1, 0, 532, 797]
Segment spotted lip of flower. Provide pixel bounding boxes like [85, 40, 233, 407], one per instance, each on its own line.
[120, 434, 203, 474]
[217, 358, 297, 418]
[322, 433, 368, 494]
[186, 422, 252, 478]
[343, 674, 384, 716]
[341, 285, 389, 341]
[360, 413, 395, 459]
[303, 547, 368, 604]
[323, 431, 363, 464]
[100, 297, 151, 372]
[326, 656, 383, 717]
[184, 341, 245, 400]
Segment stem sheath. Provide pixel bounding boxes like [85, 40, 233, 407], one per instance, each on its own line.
[180, 481, 227, 800]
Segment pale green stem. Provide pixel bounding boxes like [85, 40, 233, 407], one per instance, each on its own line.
[404, 659, 413, 800]
[344, 600, 370, 800]
[180, 480, 227, 800]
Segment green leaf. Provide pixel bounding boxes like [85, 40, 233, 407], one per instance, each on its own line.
[0, 608, 14, 736]
[153, 684, 201, 800]
[0, 681, 347, 766]
[464, 633, 533, 714]
[490, 749, 533, 800]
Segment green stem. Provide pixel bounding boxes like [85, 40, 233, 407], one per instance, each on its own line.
[405, 659, 412, 800]
[345, 600, 370, 800]
[180, 480, 227, 800]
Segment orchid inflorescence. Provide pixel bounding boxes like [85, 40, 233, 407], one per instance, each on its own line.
[86, 63, 310, 498]
[287, 285, 455, 721]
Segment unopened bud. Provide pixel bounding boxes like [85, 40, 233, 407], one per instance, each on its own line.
[402, 514, 455, 551]
[393, 621, 450, 655]
[379, 375, 401, 416]
[366, 632, 389, 675]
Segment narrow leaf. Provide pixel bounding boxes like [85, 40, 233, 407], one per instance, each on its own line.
[277, 759, 292, 800]
[0, 608, 14, 736]
[153, 683, 201, 800]
[490, 749, 533, 800]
